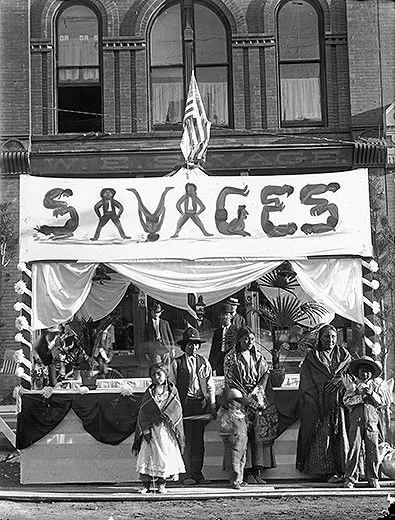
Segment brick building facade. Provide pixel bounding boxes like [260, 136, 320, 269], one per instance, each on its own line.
[0, 0, 394, 399]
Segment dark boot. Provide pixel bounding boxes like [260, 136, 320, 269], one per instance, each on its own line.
[244, 468, 257, 484]
[253, 467, 267, 485]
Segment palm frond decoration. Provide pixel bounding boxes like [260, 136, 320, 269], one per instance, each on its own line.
[258, 261, 298, 295]
[63, 315, 116, 369]
[251, 263, 330, 371]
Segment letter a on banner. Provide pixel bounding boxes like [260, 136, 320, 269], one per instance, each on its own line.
[180, 72, 212, 166]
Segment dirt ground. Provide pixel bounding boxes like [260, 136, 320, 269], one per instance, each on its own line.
[0, 495, 390, 520]
[0, 448, 391, 520]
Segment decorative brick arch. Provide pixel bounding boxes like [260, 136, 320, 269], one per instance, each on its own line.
[34, 0, 119, 40]
[263, 0, 331, 35]
[121, 0, 247, 38]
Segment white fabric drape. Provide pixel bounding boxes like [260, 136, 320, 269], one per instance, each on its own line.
[281, 78, 321, 121]
[290, 258, 364, 324]
[108, 260, 281, 311]
[76, 273, 131, 322]
[31, 259, 363, 330]
[32, 260, 281, 329]
[32, 263, 97, 330]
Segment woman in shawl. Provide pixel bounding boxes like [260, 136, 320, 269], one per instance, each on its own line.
[223, 327, 276, 485]
[296, 324, 351, 483]
[132, 363, 185, 494]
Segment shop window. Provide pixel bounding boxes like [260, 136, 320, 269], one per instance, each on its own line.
[277, 0, 325, 127]
[56, 4, 102, 133]
[149, 2, 231, 129]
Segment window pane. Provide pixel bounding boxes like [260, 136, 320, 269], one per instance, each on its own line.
[196, 67, 228, 126]
[151, 68, 184, 124]
[278, 1, 319, 60]
[58, 5, 99, 68]
[58, 86, 102, 133]
[195, 4, 227, 64]
[280, 63, 321, 122]
[151, 4, 182, 66]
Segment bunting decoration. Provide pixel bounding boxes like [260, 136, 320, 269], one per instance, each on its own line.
[180, 71, 212, 165]
[362, 258, 382, 360]
[13, 262, 33, 389]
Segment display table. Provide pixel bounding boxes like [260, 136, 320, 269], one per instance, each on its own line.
[18, 383, 304, 485]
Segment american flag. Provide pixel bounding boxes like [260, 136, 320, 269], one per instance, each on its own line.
[180, 72, 212, 164]
[0, 349, 18, 375]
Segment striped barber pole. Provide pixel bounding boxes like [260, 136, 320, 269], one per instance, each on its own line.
[14, 262, 33, 389]
[361, 258, 382, 360]
[180, 71, 212, 165]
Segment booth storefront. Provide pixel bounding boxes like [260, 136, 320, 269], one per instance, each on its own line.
[14, 165, 376, 484]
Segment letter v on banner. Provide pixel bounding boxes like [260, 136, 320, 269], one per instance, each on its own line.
[180, 71, 212, 166]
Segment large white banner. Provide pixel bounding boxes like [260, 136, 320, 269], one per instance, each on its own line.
[20, 168, 372, 262]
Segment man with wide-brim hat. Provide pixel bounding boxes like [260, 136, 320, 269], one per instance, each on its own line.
[209, 302, 238, 376]
[170, 327, 216, 486]
[343, 355, 386, 489]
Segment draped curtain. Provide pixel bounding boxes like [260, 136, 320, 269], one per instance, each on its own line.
[152, 82, 227, 125]
[281, 78, 321, 121]
[32, 259, 364, 330]
[152, 83, 183, 124]
[291, 258, 363, 324]
[58, 38, 99, 82]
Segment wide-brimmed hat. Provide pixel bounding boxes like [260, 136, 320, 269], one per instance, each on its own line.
[349, 356, 382, 378]
[225, 387, 248, 405]
[226, 297, 240, 307]
[177, 327, 205, 346]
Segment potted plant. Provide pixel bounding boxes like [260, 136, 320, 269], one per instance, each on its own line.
[254, 262, 329, 387]
[60, 315, 115, 386]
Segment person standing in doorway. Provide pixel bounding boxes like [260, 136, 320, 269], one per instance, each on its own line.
[145, 302, 175, 365]
[226, 297, 247, 330]
[209, 303, 238, 376]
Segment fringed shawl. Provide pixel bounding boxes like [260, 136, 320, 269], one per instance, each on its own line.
[296, 345, 351, 473]
[132, 381, 184, 454]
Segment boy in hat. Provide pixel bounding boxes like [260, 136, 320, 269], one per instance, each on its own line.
[219, 388, 248, 489]
[343, 356, 386, 489]
[209, 302, 238, 375]
[169, 327, 217, 485]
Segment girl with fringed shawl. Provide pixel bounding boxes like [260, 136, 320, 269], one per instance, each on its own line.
[223, 327, 276, 485]
[132, 363, 185, 494]
[296, 324, 352, 483]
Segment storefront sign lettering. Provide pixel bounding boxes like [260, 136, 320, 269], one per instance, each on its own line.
[20, 169, 372, 261]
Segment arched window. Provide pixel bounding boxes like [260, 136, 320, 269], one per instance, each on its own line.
[150, 2, 231, 129]
[56, 4, 102, 133]
[277, 0, 325, 126]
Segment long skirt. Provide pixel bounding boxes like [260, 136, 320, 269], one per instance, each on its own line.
[136, 422, 185, 479]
